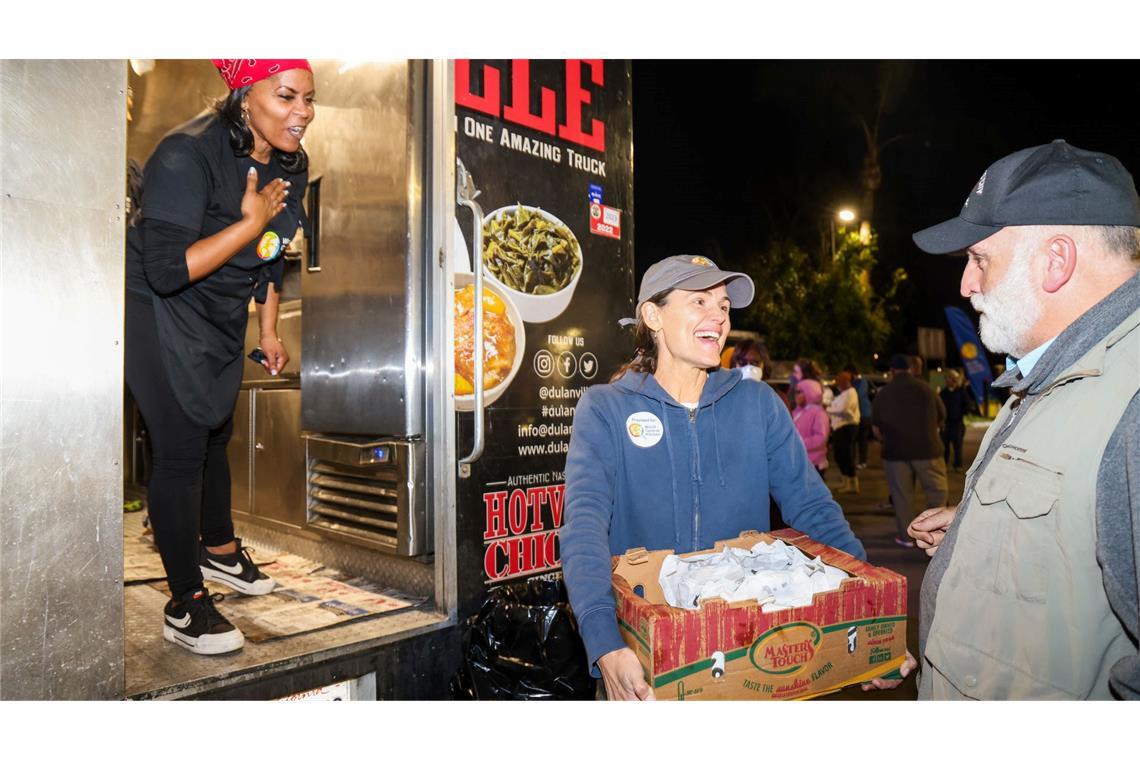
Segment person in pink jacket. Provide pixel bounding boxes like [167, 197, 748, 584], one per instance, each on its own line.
[793, 379, 830, 475]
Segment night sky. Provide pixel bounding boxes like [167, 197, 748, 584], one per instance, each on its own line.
[630, 60, 1140, 365]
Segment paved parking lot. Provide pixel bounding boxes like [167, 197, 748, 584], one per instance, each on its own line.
[817, 423, 986, 700]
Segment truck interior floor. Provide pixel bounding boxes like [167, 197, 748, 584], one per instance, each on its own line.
[124, 517, 447, 700]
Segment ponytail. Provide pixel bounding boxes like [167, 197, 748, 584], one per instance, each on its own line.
[609, 290, 672, 382]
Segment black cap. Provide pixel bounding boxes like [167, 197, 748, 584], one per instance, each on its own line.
[913, 140, 1140, 254]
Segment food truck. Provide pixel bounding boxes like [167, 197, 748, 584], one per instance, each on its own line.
[0, 58, 635, 699]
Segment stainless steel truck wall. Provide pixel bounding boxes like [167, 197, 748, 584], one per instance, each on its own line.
[1, 60, 127, 699]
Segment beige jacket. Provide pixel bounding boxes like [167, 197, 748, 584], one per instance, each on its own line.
[923, 306, 1140, 699]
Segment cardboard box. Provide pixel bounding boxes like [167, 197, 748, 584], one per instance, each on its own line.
[612, 529, 907, 700]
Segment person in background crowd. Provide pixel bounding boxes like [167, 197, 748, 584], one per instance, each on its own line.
[846, 364, 874, 470]
[938, 369, 973, 472]
[719, 344, 734, 368]
[732, 337, 783, 533]
[730, 338, 768, 383]
[561, 255, 869, 701]
[909, 354, 926, 380]
[828, 371, 861, 493]
[907, 140, 1140, 699]
[125, 59, 314, 655]
[787, 357, 831, 411]
[792, 379, 830, 476]
[872, 354, 947, 548]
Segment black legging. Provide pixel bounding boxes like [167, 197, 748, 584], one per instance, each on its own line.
[856, 418, 872, 466]
[125, 291, 236, 598]
[832, 424, 858, 478]
[942, 422, 965, 468]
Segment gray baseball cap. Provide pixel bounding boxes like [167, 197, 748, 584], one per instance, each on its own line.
[913, 139, 1140, 255]
[628, 254, 755, 321]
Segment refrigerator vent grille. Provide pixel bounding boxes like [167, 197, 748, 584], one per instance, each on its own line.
[307, 460, 399, 549]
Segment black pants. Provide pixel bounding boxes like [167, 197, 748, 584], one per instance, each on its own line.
[125, 292, 236, 598]
[856, 418, 873, 466]
[942, 422, 965, 468]
[833, 424, 858, 478]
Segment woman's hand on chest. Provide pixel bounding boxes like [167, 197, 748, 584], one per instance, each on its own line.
[241, 167, 290, 231]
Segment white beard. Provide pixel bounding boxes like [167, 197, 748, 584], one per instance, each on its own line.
[970, 242, 1042, 358]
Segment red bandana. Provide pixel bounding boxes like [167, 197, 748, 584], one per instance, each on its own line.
[211, 59, 312, 90]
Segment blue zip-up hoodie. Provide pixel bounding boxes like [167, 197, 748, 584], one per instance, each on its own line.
[561, 367, 866, 675]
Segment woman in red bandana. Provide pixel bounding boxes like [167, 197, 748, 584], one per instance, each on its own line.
[125, 59, 315, 655]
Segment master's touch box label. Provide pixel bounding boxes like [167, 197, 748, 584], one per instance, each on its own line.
[612, 530, 908, 700]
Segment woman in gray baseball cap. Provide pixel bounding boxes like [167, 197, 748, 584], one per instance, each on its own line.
[613, 254, 756, 383]
[561, 254, 866, 700]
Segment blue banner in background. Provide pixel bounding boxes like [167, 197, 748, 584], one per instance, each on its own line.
[944, 306, 993, 405]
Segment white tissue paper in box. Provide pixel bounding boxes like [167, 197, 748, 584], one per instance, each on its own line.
[658, 539, 849, 612]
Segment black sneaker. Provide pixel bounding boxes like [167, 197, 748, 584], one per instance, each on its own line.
[162, 588, 244, 655]
[199, 538, 276, 595]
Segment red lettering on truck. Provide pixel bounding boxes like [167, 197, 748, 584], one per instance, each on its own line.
[456, 60, 606, 153]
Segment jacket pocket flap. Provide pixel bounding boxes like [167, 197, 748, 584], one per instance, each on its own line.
[1002, 478, 1060, 519]
[972, 467, 1011, 505]
[973, 453, 1062, 518]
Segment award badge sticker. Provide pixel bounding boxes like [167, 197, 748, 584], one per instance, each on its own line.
[626, 411, 664, 448]
[589, 202, 621, 240]
[257, 230, 282, 260]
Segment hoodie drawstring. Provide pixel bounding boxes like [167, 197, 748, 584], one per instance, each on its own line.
[712, 396, 725, 487]
[659, 397, 682, 547]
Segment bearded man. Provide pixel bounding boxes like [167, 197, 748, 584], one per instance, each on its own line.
[907, 140, 1140, 700]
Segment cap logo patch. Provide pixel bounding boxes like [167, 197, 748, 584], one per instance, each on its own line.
[690, 256, 713, 267]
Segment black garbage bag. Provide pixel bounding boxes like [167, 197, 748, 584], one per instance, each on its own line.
[450, 575, 594, 700]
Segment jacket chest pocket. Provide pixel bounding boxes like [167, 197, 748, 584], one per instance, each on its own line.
[969, 451, 1063, 604]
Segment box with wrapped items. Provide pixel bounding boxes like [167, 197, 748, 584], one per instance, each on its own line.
[611, 529, 907, 700]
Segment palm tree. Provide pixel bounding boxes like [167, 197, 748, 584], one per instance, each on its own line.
[851, 63, 911, 223]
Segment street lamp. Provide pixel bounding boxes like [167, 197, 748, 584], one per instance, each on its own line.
[831, 208, 858, 260]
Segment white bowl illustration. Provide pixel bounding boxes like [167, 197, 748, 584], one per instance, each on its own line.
[481, 205, 583, 324]
[453, 218, 471, 274]
[453, 272, 526, 412]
